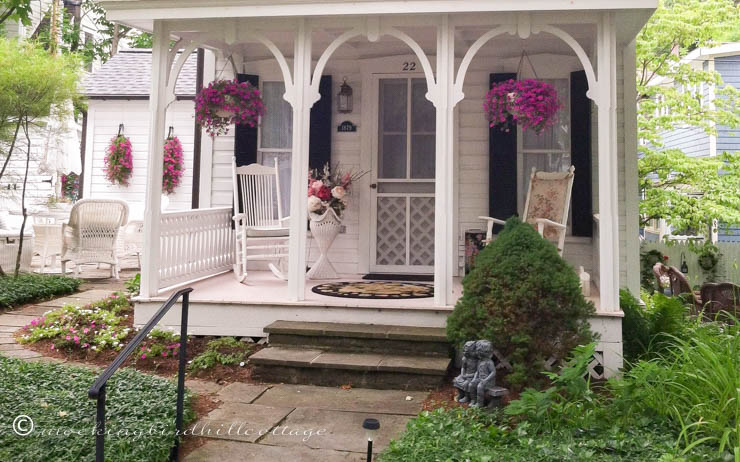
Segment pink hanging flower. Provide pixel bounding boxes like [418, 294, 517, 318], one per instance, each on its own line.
[484, 79, 561, 134]
[104, 135, 133, 186]
[162, 136, 185, 195]
[195, 80, 265, 137]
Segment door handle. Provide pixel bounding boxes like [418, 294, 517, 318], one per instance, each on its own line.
[369, 183, 377, 189]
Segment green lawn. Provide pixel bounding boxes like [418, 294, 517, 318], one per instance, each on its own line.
[0, 274, 81, 310]
[0, 356, 193, 462]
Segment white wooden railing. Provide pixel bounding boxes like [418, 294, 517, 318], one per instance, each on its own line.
[158, 207, 234, 290]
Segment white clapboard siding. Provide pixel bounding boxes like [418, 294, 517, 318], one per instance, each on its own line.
[85, 100, 196, 216]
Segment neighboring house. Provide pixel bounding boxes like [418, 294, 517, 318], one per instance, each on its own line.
[81, 49, 200, 218]
[644, 42, 740, 242]
[99, 0, 656, 378]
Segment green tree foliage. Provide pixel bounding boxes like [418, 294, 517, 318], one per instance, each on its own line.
[0, 0, 32, 28]
[637, 0, 740, 233]
[446, 218, 594, 389]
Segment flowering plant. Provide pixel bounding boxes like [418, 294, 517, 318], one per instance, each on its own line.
[60, 172, 79, 201]
[195, 79, 265, 136]
[104, 135, 133, 186]
[135, 328, 181, 364]
[484, 79, 561, 133]
[307, 163, 367, 219]
[162, 136, 185, 195]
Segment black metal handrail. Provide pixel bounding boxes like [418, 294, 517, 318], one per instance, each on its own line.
[88, 287, 193, 462]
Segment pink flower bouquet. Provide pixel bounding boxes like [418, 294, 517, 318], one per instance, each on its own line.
[162, 136, 185, 195]
[104, 135, 133, 186]
[195, 79, 265, 136]
[484, 79, 561, 134]
[307, 164, 367, 218]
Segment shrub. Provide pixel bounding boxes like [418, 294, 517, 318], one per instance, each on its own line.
[0, 356, 194, 462]
[621, 290, 690, 363]
[0, 274, 81, 310]
[188, 336, 253, 373]
[135, 328, 182, 364]
[620, 290, 652, 363]
[18, 293, 132, 352]
[446, 217, 594, 389]
[125, 273, 141, 297]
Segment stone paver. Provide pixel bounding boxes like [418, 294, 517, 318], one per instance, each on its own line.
[310, 352, 384, 371]
[0, 325, 19, 333]
[259, 407, 411, 454]
[249, 347, 323, 366]
[378, 355, 450, 375]
[0, 314, 38, 327]
[216, 383, 269, 404]
[253, 384, 426, 415]
[185, 440, 363, 461]
[16, 305, 55, 316]
[195, 403, 294, 443]
[0, 337, 17, 344]
[0, 343, 25, 351]
[185, 379, 226, 396]
[0, 349, 41, 359]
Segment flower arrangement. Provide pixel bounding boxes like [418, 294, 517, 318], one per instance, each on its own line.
[307, 163, 366, 219]
[195, 79, 265, 136]
[484, 79, 561, 133]
[162, 135, 184, 195]
[104, 134, 133, 186]
[60, 172, 79, 201]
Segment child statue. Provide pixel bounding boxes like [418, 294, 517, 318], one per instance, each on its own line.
[453, 341, 478, 403]
[468, 340, 496, 408]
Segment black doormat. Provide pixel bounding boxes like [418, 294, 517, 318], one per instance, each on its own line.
[312, 281, 434, 299]
[362, 273, 434, 282]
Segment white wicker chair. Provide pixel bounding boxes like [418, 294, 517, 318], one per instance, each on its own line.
[480, 166, 575, 256]
[61, 199, 129, 279]
[33, 223, 63, 273]
[232, 157, 290, 282]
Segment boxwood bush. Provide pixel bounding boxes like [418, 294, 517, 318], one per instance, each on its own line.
[446, 217, 594, 389]
[0, 274, 81, 310]
[0, 356, 193, 462]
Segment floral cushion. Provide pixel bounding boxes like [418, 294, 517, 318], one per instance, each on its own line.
[525, 175, 569, 241]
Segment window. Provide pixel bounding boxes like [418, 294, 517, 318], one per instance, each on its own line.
[258, 81, 292, 216]
[517, 78, 571, 217]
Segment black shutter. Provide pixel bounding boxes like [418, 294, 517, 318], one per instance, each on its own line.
[488, 73, 518, 234]
[570, 70, 593, 237]
[309, 75, 332, 171]
[233, 74, 259, 226]
[234, 73, 259, 166]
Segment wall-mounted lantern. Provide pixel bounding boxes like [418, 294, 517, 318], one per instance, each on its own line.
[337, 77, 353, 114]
[680, 252, 689, 275]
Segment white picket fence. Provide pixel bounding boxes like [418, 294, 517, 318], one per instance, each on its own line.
[641, 241, 740, 287]
[158, 207, 235, 290]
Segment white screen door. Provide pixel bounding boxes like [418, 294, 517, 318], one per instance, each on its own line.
[370, 77, 435, 273]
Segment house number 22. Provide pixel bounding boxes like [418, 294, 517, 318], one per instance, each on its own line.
[402, 61, 416, 71]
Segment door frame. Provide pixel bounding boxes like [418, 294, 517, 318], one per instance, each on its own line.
[368, 72, 434, 274]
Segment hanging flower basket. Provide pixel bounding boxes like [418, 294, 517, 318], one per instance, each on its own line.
[195, 79, 265, 137]
[162, 134, 184, 195]
[484, 79, 561, 134]
[104, 134, 133, 186]
[60, 172, 79, 201]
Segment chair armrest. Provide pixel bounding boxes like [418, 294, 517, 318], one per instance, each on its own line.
[478, 216, 506, 242]
[534, 218, 566, 230]
[478, 216, 506, 226]
[280, 216, 290, 227]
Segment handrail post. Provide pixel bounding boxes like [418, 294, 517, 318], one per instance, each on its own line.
[169, 292, 189, 461]
[95, 383, 106, 462]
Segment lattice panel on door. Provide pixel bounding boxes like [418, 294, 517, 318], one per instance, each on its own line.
[409, 197, 435, 266]
[376, 196, 407, 266]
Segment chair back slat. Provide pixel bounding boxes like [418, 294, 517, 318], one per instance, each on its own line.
[231, 157, 283, 228]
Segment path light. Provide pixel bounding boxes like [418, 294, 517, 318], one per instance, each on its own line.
[362, 417, 380, 462]
[337, 78, 353, 113]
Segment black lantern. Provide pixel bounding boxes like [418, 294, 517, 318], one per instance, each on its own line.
[680, 252, 689, 275]
[362, 418, 380, 462]
[337, 78, 353, 113]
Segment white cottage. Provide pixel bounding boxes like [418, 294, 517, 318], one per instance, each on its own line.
[99, 0, 656, 378]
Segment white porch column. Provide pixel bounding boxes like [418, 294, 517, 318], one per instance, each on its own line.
[140, 20, 169, 298]
[596, 12, 620, 312]
[287, 20, 313, 301]
[433, 16, 456, 306]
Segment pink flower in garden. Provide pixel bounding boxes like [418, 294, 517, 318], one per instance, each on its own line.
[83, 343, 89, 348]
[161, 352, 168, 357]
[83, 328, 89, 334]
[74, 336, 80, 344]
[65, 335, 71, 341]
[141, 354, 147, 360]
[50, 345, 55, 350]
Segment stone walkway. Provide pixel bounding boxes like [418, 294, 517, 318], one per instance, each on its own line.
[0, 286, 426, 461]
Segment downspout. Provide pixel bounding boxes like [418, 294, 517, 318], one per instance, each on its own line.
[191, 48, 204, 209]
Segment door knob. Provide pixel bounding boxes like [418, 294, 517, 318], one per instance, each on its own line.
[369, 183, 377, 189]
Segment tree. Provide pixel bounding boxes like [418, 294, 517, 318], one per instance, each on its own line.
[636, 0, 740, 235]
[0, 0, 32, 29]
[0, 39, 80, 275]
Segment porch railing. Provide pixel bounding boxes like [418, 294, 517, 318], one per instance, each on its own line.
[89, 288, 192, 462]
[158, 207, 234, 290]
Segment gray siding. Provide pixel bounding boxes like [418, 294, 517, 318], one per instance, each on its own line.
[661, 126, 711, 157]
[716, 56, 740, 155]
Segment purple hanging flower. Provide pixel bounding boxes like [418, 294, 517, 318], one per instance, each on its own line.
[483, 79, 561, 134]
[195, 80, 265, 137]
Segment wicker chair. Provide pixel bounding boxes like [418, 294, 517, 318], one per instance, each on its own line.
[700, 283, 740, 318]
[60, 199, 129, 279]
[652, 262, 702, 309]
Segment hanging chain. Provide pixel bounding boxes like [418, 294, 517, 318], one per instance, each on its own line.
[515, 49, 540, 81]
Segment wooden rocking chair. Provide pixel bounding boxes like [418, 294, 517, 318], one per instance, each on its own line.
[231, 157, 290, 282]
[479, 166, 575, 256]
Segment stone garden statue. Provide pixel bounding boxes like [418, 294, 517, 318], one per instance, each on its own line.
[453, 341, 478, 403]
[469, 340, 496, 408]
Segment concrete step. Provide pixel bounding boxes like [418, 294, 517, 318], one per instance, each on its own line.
[249, 346, 450, 391]
[264, 321, 450, 357]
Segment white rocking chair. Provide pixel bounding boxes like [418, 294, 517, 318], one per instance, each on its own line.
[480, 166, 575, 256]
[231, 157, 290, 282]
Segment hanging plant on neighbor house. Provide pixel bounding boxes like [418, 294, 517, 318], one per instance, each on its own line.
[195, 79, 265, 137]
[484, 79, 561, 134]
[162, 129, 185, 195]
[60, 172, 79, 201]
[104, 125, 133, 186]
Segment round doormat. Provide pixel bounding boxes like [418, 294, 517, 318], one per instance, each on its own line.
[311, 281, 434, 299]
